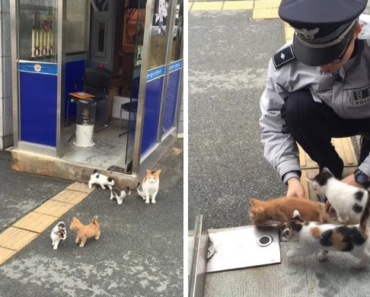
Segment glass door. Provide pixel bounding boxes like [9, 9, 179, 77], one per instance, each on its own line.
[62, 0, 90, 126]
[162, 0, 183, 137]
[15, 0, 59, 155]
[124, 0, 146, 172]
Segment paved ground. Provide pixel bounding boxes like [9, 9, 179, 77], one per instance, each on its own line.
[0, 152, 71, 232]
[188, 6, 370, 297]
[189, 10, 286, 230]
[0, 140, 183, 297]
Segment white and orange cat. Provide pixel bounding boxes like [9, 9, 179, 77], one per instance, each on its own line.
[137, 169, 162, 204]
[248, 197, 330, 226]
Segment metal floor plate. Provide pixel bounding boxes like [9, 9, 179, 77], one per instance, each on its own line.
[207, 225, 281, 273]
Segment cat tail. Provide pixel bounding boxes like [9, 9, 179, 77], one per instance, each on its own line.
[137, 185, 144, 198]
[91, 216, 99, 225]
[359, 192, 370, 232]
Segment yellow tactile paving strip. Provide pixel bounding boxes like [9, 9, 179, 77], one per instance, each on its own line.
[253, 0, 281, 9]
[13, 212, 58, 233]
[0, 182, 95, 266]
[284, 22, 294, 42]
[252, 8, 279, 19]
[189, 1, 253, 11]
[51, 190, 90, 205]
[223, 1, 253, 10]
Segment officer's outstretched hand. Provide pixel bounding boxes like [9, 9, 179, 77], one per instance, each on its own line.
[286, 177, 305, 198]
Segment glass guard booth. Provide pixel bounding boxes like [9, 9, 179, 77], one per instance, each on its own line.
[10, 0, 183, 179]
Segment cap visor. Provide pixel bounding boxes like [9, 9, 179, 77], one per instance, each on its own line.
[292, 34, 351, 66]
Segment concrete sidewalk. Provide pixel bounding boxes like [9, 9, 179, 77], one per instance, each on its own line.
[0, 151, 71, 232]
[189, 5, 370, 297]
[0, 140, 183, 297]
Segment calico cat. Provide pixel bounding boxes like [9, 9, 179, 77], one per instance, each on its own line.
[110, 186, 131, 205]
[137, 169, 162, 204]
[88, 169, 115, 190]
[283, 210, 370, 269]
[248, 197, 330, 226]
[307, 167, 369, 224]
[50, 221, 67, 250]
[70, 216, 101, 248]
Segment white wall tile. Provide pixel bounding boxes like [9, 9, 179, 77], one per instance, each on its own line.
[0, 98, 3, 137]
[4, 95, 12, 136]
[2, 0, 10, 13]
[3, 56, 11, 98]
[2, 12, 10, 56]
[0, 13, 2, 58]
[0, 56, 3, 99]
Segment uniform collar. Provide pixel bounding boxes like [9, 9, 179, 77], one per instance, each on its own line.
[337, 39, 363, 80]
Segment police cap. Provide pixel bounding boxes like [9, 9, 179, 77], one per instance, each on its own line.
[278, 0, 368, 66]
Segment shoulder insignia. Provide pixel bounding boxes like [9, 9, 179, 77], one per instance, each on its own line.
[272, 45, 296, 69]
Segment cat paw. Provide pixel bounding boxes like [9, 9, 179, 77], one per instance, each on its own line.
[337, 217, 345, 223]
[145, 200, 150, 204]
[316, 251, 328, 261]
[152, 200, 156, 204]
[352, 259, 370, 269]
[286, 250, 295, 258]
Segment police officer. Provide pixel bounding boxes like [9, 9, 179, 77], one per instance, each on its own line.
[259, 0, 370, 202]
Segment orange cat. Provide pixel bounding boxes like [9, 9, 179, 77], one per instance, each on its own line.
[70, 216, 101, 248]
[248, 197, 330, 226]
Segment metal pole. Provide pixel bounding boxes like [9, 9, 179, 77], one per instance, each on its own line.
[131, 0, 155, 175]
[10, 0, 19, 148]
[156, 0, 177, 143]
[56, 0, 65, 157]
[174, 0, 184, 132]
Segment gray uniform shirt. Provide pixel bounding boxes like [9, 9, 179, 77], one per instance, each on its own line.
[259, 39, 370, 183]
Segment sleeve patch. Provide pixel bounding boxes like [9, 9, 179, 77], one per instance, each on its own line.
[273, 45, 295, 69]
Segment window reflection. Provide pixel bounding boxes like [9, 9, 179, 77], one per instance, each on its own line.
[19, 0, 57, 62]
[98, 22, 106, 53]
[149, 0, 167, 69]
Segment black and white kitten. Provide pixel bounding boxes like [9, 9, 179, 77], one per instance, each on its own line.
[50, 221, 67, 250]
[110, 186, 131, 205]
[88, 169, 115, 190]
[307, 167, 370, 225]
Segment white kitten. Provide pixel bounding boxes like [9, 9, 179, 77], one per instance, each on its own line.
[50, 221, 67, 250]
[307, 167, 369, 225]
[110, 186, 131, 205]
[283, 210, 370, 269]
[88, 170, 115, 190]
[137, 169, 162, 204]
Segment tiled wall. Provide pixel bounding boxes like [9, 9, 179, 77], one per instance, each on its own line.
[0, 0, 13, 149]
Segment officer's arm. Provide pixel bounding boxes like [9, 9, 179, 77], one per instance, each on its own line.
[259, 59, 301, 184]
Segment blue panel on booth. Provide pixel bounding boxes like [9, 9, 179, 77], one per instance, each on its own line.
[140, 77, 164, 155]
[64, 60, 86, 120]
[162, 69, 181, 135]
[20, 71, 57, 147]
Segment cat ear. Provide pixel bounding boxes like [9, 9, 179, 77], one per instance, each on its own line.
[155, 169, 162, 176]
[250, 198, 257, 206]
[322, 167, 331, 173]
[306, 178, 314, 185]
[292, 210, 302, 220]
[251, 207, 264, 214]
[146, 169, 152, 175]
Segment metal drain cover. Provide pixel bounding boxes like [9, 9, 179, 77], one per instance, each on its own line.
[206, 224, 281, 273]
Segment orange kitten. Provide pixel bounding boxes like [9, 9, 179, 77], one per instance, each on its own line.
[70, 216, 101, 248]
[248, 197, 330, 226]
